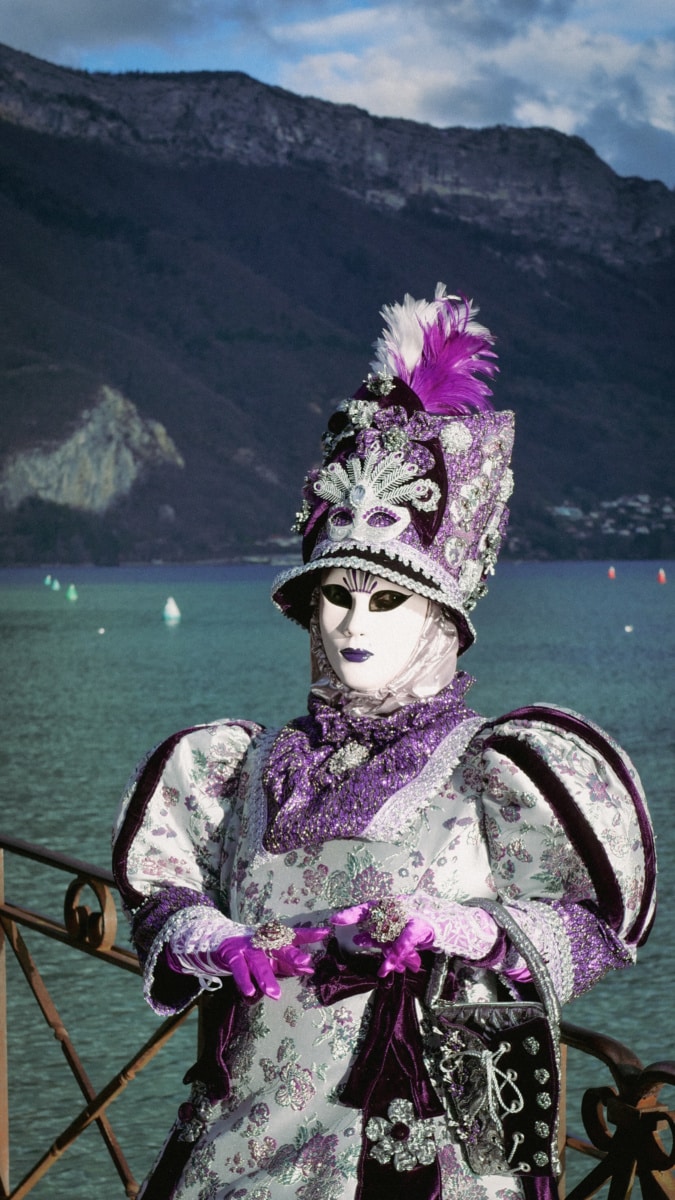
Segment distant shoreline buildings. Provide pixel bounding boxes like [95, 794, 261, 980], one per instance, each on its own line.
[504, 493, 675, 560]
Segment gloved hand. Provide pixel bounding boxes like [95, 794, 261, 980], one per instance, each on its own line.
[376, 918, 436, 976]
[167, 917, 330, 999]
[332, 896, 500, 977]
[332, 901, 434, 976]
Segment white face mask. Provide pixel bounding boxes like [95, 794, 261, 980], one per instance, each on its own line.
[318, 567, 429, 693]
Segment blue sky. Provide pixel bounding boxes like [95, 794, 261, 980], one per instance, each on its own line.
[2, 0, 674, 186]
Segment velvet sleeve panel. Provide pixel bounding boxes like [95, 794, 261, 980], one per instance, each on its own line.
[111, 719, 261, 1013]
[457, 706, 655, 1002]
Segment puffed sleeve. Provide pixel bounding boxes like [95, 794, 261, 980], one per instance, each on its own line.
[462, 704, 656, 1003]
[112, 719, 261, 1014]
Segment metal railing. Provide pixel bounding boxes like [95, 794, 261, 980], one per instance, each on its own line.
[1, 831, 674, 1199]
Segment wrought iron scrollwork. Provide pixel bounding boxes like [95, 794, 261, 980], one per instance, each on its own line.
[583, 1080, 675, 1167]
[64, 873, 118, 950]
[562, 1021, 675, 1199]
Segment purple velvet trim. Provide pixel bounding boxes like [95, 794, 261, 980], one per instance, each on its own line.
[551, 900, 633, 995]
[314, 940, 445, 1200]
[502, 706, 656, 945]
[484, 730, 626, 935]
[183, 978, 241, 1101]
[315, 941, 445, 1119]
[358, 1151, 442, 1200]
[113, 727, 203, 909]
[523, 1177, 559, 1200]
[352, 376, 425, 417]
[263, 673, 477, 853]
[139, 1127, 193, 1200]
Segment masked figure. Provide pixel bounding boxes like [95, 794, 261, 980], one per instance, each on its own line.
[113, 286, 655, 1200]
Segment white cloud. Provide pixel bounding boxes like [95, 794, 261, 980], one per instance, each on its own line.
[1, 0, 674, 184]
[271, 5, 388, 46]
[276, 5, 675, 183]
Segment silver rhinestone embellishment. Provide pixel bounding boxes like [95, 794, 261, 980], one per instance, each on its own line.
[383, 427, 411, 453]
[444, 536, 466, 567]
[325, 741, 370, 777]
[347, 398, 379, 428]
[499, 468, 514, 501]
[366, 371, 395, 396]
[440, 424, 472, 455]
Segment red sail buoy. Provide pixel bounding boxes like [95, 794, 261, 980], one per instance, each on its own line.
[608, 566, 616, 580]
[657, 568, 667, 584]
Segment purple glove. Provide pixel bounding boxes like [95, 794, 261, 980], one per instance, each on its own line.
[208, 936, 283, 998]
[333, 896, 500, 976]
[167, 920, 330, 999]
[272, 927, 330, 977]
[377, 918, 436, 976]
[332, 902, 434, 977]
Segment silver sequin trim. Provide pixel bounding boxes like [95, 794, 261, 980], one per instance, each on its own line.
[272, 549, 476, 641]
[363, 717, 485, 842]
[508, 900, 575, 1004]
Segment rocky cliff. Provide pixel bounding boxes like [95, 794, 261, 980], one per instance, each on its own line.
[0, 42, 673, 266]
[0, 386, 184, 513]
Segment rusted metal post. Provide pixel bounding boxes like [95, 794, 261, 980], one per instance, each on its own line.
[0, 850, 9, 1198]
[0, 914, 138, 1195]
[8, 1004, 194, 1200]
[562, 1022, 675, 1200]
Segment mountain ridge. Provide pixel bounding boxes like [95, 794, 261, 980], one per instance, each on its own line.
[0, 42, 673, 565]
[1, 42, 673, 267]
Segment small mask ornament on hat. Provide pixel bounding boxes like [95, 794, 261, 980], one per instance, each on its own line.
[273, 284, 515, 653]
[316, 448, 441, 545]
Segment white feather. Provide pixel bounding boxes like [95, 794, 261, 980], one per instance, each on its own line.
[370, 293, 426, 376]
[369, 283, 491, 378]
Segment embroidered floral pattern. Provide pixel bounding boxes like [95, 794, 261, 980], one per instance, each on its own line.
[310, 1004, 358, 1059]
[266, 1121, 348, 1198]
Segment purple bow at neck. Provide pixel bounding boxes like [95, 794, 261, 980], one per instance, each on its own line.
[262, 672, 476, 853]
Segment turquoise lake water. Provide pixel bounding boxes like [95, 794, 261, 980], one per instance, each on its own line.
[0, 560, 673, 1197]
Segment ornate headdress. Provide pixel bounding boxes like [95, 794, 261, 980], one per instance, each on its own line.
[272, 284, 514, 651]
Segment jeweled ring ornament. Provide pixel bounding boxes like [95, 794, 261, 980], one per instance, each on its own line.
[364, 898, 409, 943]
[251, 918, 295, 950]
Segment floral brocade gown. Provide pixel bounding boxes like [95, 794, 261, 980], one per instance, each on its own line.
[112, 701, 655, 1200]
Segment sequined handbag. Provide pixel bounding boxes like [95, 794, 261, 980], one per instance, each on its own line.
[425, 901, 562, 1178]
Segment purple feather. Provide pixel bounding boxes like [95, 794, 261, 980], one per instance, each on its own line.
[409, 298, 498, 415]
[372, 291, 498, 415]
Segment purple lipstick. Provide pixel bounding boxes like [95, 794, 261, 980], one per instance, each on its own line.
[341, 648, 373, 662]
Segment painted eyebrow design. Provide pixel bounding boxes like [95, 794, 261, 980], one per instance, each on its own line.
[341, 569, 378, 594]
